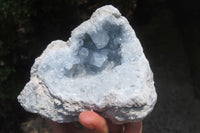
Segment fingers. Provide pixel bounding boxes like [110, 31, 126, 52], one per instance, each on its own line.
[106, 120, 123, 133]
[124, 121, 142, 133]
[49, 111, 142, 133]
[79, 111, 108, 133]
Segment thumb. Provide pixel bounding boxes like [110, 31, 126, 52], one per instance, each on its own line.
[79, 111, 108, 133]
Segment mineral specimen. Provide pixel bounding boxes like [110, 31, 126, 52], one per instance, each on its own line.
[18, 5, 157, 124]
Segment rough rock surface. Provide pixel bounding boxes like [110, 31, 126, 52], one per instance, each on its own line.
[17, 5, 157, 124]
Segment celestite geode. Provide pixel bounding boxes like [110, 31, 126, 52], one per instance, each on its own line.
[18, 5, 157, 124]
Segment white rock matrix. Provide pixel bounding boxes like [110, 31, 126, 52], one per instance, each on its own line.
[18, 5, 157, 124]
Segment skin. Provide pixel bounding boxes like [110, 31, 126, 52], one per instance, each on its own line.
[48, 111, 142, 133]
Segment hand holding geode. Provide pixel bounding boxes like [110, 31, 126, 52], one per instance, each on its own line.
[18, 5, 157, 124]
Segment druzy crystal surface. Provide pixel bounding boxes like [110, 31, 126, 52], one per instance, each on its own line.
[18, 5, 157, 124]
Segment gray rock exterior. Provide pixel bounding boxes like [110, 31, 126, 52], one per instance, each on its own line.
[18, 5, 157, 124]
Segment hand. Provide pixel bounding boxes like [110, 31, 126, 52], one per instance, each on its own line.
[48, 111, 142, 133]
